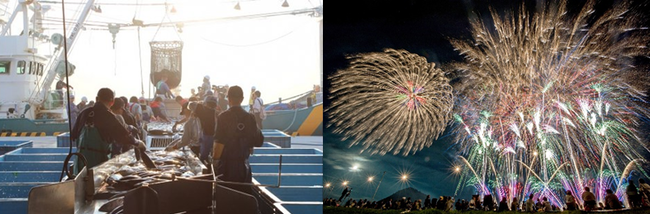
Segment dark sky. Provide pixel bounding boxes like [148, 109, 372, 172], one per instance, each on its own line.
[323, 0, 650, 202]
[323, 0, 519, 201]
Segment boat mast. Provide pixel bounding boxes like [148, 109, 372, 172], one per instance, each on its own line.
[29, 0, 95, 108]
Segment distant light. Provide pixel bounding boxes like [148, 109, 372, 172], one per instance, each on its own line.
[533, 151, 538, 156]
[401, 175, 408, 180]
[325, 183, 331, 187]
[342, 181, 348, 186]
[351, 164, 360, 171]
[455, 167, 460, 172]
[368, 176, 374, 182]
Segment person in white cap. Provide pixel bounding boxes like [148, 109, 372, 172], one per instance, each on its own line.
[138, 97, 154, 123]
[201, 75, 211, 97]
[77, 96, 88, 111]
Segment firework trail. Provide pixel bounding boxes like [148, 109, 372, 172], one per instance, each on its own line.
[328, 49, 454, 155]
[449, 0, 650, 207]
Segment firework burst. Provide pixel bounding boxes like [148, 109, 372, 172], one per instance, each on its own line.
[328, 49, 454, 155]
[450, 0, 650, 207]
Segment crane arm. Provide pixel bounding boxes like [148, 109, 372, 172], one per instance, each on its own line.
[29, 0, 95, 106]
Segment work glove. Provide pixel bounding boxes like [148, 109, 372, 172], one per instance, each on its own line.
[135, 139, 146, 150]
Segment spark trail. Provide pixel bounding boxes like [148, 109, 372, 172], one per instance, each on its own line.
[328, 49, 454, 155]
[450, 0, 650, 207]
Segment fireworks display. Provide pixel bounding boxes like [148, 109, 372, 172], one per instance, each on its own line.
[449, 0, 650, 208]
[327, 49, 454, 155]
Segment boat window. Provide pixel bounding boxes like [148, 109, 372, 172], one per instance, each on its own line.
[0, 61, 9, 74]
[38, 63, 44, 76]
[29, 61, 36, 75]
[17, 61, 26, 74]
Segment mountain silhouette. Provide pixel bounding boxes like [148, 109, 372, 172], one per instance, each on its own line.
[380, 187, 429, 202]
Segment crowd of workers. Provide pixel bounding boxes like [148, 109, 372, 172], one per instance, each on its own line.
[64, 74, 265, 185]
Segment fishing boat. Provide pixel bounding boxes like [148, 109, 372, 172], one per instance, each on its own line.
[0, 1, 323, 213]
[262, 90, 323, 136]
[0, 0, 323, 137]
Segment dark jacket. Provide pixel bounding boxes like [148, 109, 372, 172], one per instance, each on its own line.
[214, 106, 263, 160]
[195, 104, 218, 136]
[71, 103, 136, 146]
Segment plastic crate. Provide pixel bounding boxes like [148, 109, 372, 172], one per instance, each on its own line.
[146, 135, 175, 148]
[0, 141, 33, 155]
[262, 130, 291, 148]
[56, 132, 73, 147]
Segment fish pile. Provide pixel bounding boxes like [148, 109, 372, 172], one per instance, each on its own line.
[146, 121, 180, 134]
[94, 150, 203, 194]
[94, 150, 204, 213]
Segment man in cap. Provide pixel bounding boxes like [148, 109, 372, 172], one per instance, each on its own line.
[70, 88, 146, 174]
[194, 95, 220, 163]
[212, 86, 263, 183]
[77, 96, 88, 111]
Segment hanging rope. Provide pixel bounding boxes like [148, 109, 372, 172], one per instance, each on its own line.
[60, 0, 73, 181]
[151, 2, 182, 42]
[113, 43, 118, 75]
[138, 26, 144, 98]
[135, 0, 146, 98]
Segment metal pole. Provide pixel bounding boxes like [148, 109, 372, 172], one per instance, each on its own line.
[371, 171, 386, 201]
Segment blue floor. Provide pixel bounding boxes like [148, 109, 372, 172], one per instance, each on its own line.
[0, 142, 72, 214]
[252, 145, 323, 213]
[0, 137, 322, 214]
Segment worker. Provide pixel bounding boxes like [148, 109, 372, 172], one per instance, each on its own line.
[155, 74, 174, 99]
[202, 75, 212, 97]
[109, 98, 130, 156]
[195, 95, 220, 163]
[166, 102, 202, 156]
[55, 80, 73, 106]
[127, 96, 142, 126]
[77, 96, 88, 111]
[213, 86, 263, 183]
[248, 86, 256, 112]
[175, 95, 189, 115]
[138, 97, 153, 123]
[67, 94, 79, 129]
[70, 88, 146, 175]
[251, 90, 265, 129]
[173, 96, 197, 131]
[119, 97, 137, 128]
[150, 96, 170, 122]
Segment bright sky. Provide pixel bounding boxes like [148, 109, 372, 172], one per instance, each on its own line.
[13, 0, 322, 104]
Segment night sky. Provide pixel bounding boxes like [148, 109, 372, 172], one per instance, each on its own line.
[323, 0, 650, 202]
